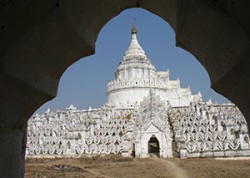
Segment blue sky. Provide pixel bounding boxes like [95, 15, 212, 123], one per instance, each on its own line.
[36, 8, 230, 113]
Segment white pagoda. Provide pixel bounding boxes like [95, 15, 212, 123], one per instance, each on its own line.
[107, 25, 201, 108]
[26, 25, 250, 159]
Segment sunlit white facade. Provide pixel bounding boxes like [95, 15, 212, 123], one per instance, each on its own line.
[106, 26, 200, 108]
[26, 26, 250, 159]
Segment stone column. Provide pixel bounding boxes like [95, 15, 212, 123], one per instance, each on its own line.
[0, 126, 26, 178]
[134, 140, 140, 158]
[166, 139, 173, 158]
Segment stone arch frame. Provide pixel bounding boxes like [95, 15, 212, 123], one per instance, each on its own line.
[139, 131, 164, 158]
[1, 1, 250, 177]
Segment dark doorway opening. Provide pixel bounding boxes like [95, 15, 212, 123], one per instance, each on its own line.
[148, 135, 159, 156]
[131, 143, 135, 157]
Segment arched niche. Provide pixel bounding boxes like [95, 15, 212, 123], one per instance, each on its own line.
[148, 135, 160, 156]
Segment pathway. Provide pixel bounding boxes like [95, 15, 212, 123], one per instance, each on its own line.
[151, 157, 189, 178]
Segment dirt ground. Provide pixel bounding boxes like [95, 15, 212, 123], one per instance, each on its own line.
[25, 155, 250, 178]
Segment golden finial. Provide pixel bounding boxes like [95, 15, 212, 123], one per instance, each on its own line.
[131, 17, 137, 34]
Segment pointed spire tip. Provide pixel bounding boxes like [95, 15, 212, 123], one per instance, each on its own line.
[131, 17, 137, 34]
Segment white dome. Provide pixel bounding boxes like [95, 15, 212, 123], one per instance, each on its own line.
[106, 25, 196, 109]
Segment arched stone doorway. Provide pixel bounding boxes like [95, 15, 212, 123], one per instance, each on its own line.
[148, 135, 160, 157]
[131, 143, 135, 157]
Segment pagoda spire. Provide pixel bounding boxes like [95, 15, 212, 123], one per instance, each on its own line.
[124, 20, 146, 57]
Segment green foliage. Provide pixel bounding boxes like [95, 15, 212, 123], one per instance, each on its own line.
[125, 113, 131, 120]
